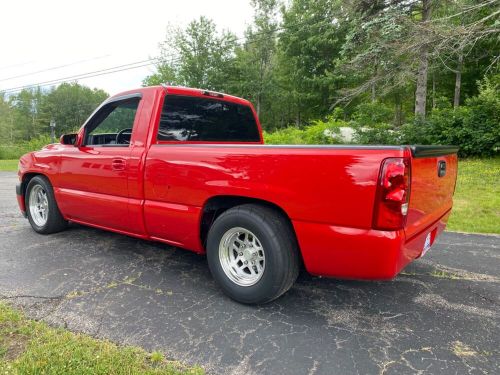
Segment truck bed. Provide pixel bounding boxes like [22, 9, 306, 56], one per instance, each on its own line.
[141, 143, 457, 279]
[143, 144, 406, 232]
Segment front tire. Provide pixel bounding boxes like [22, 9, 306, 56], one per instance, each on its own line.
[26, 176, 68, 234]
[206, 204, 299, 304]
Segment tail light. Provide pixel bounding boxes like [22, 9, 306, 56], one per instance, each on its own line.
[373, 157, 411, 230]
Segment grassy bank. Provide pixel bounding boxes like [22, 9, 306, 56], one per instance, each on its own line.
[0, 160, 18, 172]
[1, 157, 497, 234]
[0, 303, 203, 374]
[447, 158, 500, 234]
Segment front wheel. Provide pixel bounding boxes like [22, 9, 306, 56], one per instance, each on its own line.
[206, 204, 299, 304]
[26, 176, 68, 234]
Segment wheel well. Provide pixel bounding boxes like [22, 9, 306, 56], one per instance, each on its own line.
[20, 173, 44, 196]
[199, 196, 300, 253]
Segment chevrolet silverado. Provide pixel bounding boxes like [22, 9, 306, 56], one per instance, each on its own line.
[16, 86, 458, 304]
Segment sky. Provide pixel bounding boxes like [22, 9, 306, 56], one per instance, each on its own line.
[0, 0, 254, 96]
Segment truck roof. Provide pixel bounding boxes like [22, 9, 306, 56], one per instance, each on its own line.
[109, 85, 252, 107]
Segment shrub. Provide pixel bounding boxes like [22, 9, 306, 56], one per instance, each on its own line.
[400, 107, 467, 146]
[352, 101, 394, 126]
[0, 135, 53, 159]
[400, 77, 499, 157]
[264, 117, 347, 144]
[352, 122, 400, 145]
[305, 117, 345, 144]
[348, 101, 399, 144]
[263, 127, 305, 144]
[344, 76, 499, 156]
[459, 77, 500, 156]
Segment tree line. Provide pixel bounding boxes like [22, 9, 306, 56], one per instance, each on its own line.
[144, 0, 499, 129]
[0, 0, 498, 157]
[0, 83, 107, 143]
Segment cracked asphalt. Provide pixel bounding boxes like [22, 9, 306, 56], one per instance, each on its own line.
[0, 171, 499, 374]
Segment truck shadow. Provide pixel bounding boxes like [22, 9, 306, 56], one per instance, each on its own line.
[62, 222, 441, 318]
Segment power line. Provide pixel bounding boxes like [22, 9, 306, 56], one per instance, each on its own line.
[0, 55, 111, 83]
[1, 15, 334, 94]
[0, 58, 164, 94]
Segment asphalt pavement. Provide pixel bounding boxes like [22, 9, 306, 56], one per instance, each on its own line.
[0, 171, 499, 374]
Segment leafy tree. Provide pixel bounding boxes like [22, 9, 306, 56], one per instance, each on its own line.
[144, 17, 238, 92]
[39, 83, 108, 136]
[7, 88, 45, 141]
[276, 0, 348, 125]
[0, 94, 15, 143]
[337, 0, 499, 119]
[0, 83, 108, 144]
[230, 0, 281, 126]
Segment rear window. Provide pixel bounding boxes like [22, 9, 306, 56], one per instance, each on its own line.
[157, 95, 260, 142]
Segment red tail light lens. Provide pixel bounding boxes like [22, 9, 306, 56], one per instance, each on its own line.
[373, 157, 411, 230]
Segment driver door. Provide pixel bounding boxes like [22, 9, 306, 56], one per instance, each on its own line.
[56, 95, 142, 233]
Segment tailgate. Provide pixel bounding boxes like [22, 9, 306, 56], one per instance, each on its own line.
[405, 146, 458, 239]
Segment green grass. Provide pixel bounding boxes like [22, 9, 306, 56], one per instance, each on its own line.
[1, 157, 498, 233]
[447, 157, 500, 234]
[0, 160, 18, 171]
[0, 302, 203, 375]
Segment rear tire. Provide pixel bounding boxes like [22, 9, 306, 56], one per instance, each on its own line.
[206, 204, 299, 304]
[26, 175, 68, 234]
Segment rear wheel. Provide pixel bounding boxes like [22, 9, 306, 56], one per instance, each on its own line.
[207, 204, 299, 304]
[26, 176, 68, 234]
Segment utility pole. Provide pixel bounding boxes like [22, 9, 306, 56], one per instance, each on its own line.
[50, 119, 56, 143]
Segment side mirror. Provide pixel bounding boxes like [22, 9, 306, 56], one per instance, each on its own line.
[60, 133, 78, 146]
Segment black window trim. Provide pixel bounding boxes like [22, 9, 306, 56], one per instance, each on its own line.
[82, 93, 142, 147]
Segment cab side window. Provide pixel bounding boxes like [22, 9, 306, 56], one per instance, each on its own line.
[85, 98, 140, 146]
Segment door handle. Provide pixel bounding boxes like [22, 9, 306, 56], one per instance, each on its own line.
[112, 158, 126, 171]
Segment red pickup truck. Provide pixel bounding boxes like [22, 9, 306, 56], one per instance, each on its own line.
[16, 86, 458, 304]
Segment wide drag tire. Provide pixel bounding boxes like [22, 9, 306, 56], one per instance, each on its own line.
[206, 204, 299, 304]
[25, 175, 68, 234]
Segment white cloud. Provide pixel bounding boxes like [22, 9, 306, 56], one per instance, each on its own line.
[0, 0, 253, 95]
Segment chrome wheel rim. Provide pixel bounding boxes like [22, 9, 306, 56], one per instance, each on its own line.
[29, 185, 49, 227]
[219, 227, 265, 287]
